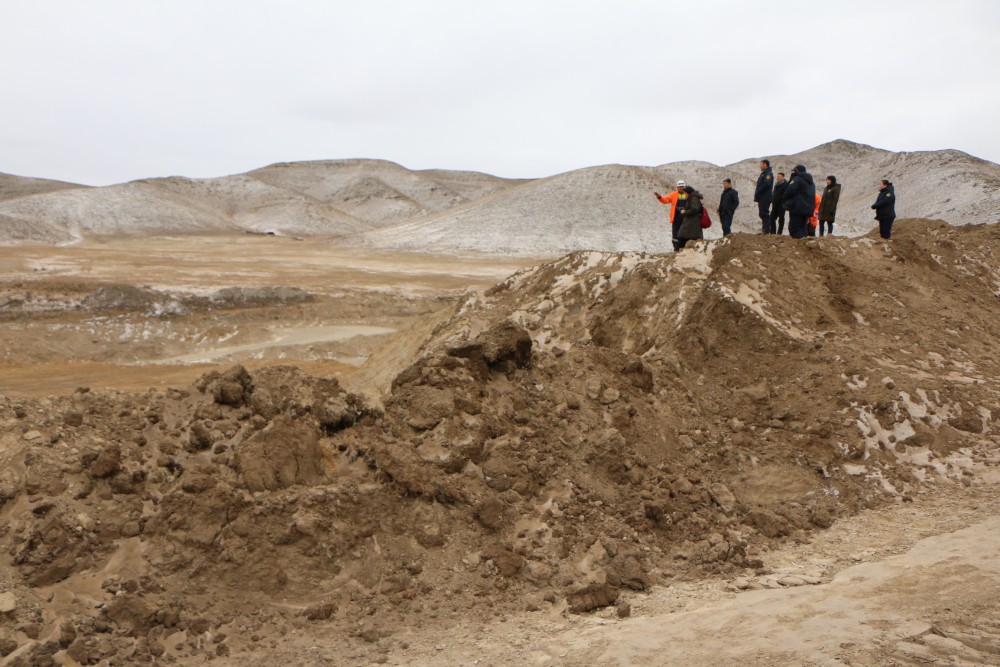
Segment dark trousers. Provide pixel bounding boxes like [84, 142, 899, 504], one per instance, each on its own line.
[676, 238, 690, 250]
[819, 220, 834, 236]
[788, 214, 809, 238]
[878, 217, 895, 239]
[757, 201, 770, 233]
[672, 220, 682, 251]
[719, 212, 734, 236]
[770, 207, 785, 234]
[807, 222, 817, 237]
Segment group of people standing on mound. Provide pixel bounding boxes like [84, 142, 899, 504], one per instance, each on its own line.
[655, 159, 897, 251]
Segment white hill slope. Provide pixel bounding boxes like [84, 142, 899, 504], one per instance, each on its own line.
[1, 140, 997, 253]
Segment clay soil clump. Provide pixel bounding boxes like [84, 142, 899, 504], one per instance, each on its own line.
[1, 221, 999, 664]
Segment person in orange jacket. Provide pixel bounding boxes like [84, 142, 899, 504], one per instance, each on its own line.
[654, 180, 689, 252]
[806, 193, 821, 236]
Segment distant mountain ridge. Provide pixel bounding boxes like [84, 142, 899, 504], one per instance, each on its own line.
[0, 173, 85, 202]
[1, 140, 997, 253]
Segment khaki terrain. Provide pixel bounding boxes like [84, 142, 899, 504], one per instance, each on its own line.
[1, 218, 999, 666]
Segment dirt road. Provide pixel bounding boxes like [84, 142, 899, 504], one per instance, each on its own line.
[331, 470, 1000, 667]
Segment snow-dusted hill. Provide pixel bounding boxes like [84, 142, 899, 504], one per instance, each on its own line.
[0, 172, 84, 202]
[362, 164, 684, 254]
[1, 141, 997, 252]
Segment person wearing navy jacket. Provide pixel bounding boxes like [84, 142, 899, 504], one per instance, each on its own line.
[753, 159, 774, 233]
[782, 164, 816, 239]
[872, 180, 897, 239]
[717, 178, 739, 236]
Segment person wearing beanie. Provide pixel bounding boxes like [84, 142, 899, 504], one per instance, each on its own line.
[818, 175, 842, 236]
[754, 159, 774, 234]
[676, 185, 705, 249]
[871, 179, 897, 239]
[717, 178, 739, 237]
[654, 180, 690, 252]
[782, 164, 816, 239]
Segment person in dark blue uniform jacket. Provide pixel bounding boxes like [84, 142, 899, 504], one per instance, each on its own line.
[782, 164, 816, 239]
[872, 180, 897, 239]
[717, 178, 739, 236]
[754, 160, 774, 233]
[769, 172, 788, 234]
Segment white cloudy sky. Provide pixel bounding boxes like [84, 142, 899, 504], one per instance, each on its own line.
[3, 0, 999, 185]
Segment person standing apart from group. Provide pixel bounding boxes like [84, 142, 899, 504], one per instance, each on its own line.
[717, 178, 739, 237]
[782, 164, 816, 239]
[769, 172, 788, 234]
[818, 176, 841, 236]
[675, 185, 705, 250]
[871, 179, 896, 239]
[655, 181, 689, 252]
[754, 160, 774, 233]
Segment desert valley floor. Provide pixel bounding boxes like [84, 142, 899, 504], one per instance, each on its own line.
[0, 236, 536, 398]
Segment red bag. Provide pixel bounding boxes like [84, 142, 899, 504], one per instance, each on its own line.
[700, 207, 712, 229]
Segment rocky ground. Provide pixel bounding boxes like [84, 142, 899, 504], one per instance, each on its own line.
[1, 220, 999, 665]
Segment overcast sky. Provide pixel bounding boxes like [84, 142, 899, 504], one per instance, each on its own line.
[3, 1, 999, 185]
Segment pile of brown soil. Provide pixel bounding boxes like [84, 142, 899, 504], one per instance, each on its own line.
[1, 220, 998, 665]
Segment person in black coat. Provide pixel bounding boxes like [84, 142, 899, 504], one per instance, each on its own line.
[782, 164, 816, 239]
[768, 172, 788, 234]
[818, 175, 842, 236]
[754, 159, 774, 233]
[676, 186, 705, 249]
[717, 178, 739, 237]
[872, 179, 897, 239]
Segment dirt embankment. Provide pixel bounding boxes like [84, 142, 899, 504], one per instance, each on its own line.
[1, 220, 998, 665]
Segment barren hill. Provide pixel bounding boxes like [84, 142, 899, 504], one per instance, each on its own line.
[721, 140, 1000, 236]
[142, 175, 367, 237]
[416, 167, 532, 200]
[0, 172, 85, 202]
[362, 164, 684, 254]
[363, 141, 1000, 254]
[1, 141, 998, 251]
[1, 220, 999, 664]
[0, 182, 236, 241]
[248, 159, 523, 227]
[0, 173, 91, 243]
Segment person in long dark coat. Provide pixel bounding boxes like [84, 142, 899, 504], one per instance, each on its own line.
[754, 159, 774, 233]
[871, 179, 897, 239]
[782, 164, 816, 239]
[769, 172, 788, 235]
[676, 186, 704, 249]
[818, 175, 842, 236]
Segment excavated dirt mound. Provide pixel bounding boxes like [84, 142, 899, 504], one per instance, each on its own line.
[1, 220, 999, 665]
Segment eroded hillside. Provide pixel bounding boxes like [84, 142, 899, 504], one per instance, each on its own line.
[1, 221, 999, 665]
[3, 141, 999, 252]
